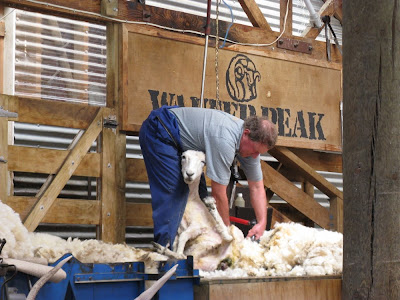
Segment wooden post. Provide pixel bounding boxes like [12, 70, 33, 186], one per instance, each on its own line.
[329, 196, 343, 233]
[301, 181, 315, 227]
[99, 22, 126, 243]
[0, 97, 8, 203]
[0, 4, 4, 93]
[343, 1, 400, 298]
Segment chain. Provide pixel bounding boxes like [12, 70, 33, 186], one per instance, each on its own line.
[215, 0, 220, 102]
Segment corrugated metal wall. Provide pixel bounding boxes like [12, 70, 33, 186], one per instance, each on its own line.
[7, 1, 342, 246]
[14, 10, 107, 105]
[147, 0, 342, 44]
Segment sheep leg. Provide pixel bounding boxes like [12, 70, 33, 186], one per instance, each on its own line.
[176, 226, 203, 255]
[203, 197, 233, 242]
[151, 242, 186, 260]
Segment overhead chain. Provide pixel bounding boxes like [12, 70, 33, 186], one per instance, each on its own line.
[215, 0, 220, 102]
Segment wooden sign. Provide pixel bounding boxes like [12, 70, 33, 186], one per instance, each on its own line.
[121, 24, 342, 152]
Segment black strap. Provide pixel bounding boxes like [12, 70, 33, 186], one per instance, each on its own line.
[156, 115, 182, 153]
[266, 207, 273, 231]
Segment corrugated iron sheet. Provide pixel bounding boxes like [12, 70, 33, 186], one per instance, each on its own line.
[14, 10, 107, 105]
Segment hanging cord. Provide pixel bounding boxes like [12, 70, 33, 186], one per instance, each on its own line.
[215, 0, 220, 102]
[0, 265, 17, 300]
[18, 0, 293, 48]
[219, 0, 234, 49]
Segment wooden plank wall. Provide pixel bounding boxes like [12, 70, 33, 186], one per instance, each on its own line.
[1, 95, 126, 243]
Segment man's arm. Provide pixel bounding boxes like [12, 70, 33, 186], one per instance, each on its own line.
[211, 180, 230, 226]
[247, 179, 267, 240]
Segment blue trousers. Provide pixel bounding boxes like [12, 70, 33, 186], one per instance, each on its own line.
[139, 106, 189, 248]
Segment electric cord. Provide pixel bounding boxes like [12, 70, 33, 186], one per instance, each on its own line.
[0, 265, 17, 300]
[9, 0, 290, 48]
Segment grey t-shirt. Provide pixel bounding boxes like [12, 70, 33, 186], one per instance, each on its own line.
[170, 107, 262, 185]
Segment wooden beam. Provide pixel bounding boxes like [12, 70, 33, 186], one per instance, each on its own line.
[195, 276, 342, 299]
[126, 202, 153, 227]
[270, 206, 292, 227]
[126, 158, 148, 182]
[8, 146, 100, 177]
[269, 146, 343, 199]
[238, 0, 272, 32]
[100, 23, 126, 243]
[323, 0, 342, 24]
[301, 0, 336, 39]
[280, 0, 292, 36]
[329, 196, 343, 232]
[2, 1, 342, 65]
[270, 202, 314, 226]
[7, 196, 100, 225]
[343, 1, 399, 296]
[3, 94, 100, 129]
[0, 5, 4, 93]
[23, 108, 103, 231]
[0, 96, 9, 203]
[289, 148, 342, 173]
[261, 161, 330, 228]
[100, 114, 126, 243]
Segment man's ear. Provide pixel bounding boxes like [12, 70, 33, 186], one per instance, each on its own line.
[243, 128, 251, 135]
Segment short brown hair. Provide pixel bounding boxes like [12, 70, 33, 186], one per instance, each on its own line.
[243, 116, 278, 149]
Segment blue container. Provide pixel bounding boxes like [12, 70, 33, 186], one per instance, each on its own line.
[1, 254, 200, 300]
[155, 256, 200, 300]
[1, 254, 146, 300]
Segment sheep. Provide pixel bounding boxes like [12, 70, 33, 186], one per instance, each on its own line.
[152, 150, 242, 271]
[174, 150, 233, 252]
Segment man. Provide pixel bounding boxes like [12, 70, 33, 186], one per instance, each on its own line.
[139, 106, 278, 249]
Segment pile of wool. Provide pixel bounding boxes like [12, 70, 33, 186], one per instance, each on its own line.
[31, 233, 167, 267]
[0, 200, 167, 271]
[201, 222, 343, 278]
[260, 222, 343, 276]
[0, 200, 34, 259]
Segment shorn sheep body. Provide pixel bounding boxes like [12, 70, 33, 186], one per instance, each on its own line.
[0, 150, 343, 278]
[170, 150, 239, 271]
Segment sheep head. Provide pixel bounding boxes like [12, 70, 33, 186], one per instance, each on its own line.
[181, 150, 205, 184]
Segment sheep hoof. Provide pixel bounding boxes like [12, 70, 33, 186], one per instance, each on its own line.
[203, 197, 216, 209]
[223, 233, 233, 242]
[151, 242, 186, 260]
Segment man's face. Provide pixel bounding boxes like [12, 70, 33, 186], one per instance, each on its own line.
[239, 129, 269, 158]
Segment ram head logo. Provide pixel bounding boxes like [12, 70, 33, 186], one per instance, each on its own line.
[226, 54, 261, 102]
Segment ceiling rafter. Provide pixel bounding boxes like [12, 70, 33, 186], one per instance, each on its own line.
[237, 0, 273, 32]
[301, 0, 340, 39]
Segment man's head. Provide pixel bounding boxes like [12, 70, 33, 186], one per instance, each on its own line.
[239, 116, 278, 158]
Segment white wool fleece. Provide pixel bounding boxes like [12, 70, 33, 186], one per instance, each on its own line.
[0, 200, 34, 259]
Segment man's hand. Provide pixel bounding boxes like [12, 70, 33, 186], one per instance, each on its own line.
[246, 222, 266, 241]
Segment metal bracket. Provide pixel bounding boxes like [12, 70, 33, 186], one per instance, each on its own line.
[0, 107, 18, 118]
[277, 37, 313, 54]
[143, 10, 151, 22]
[101, 0, 119, 17]
[0, 156, 7, 164]
[103, 115, 118, 129]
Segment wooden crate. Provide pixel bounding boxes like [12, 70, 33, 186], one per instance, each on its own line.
[194, 275, 342, 300]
